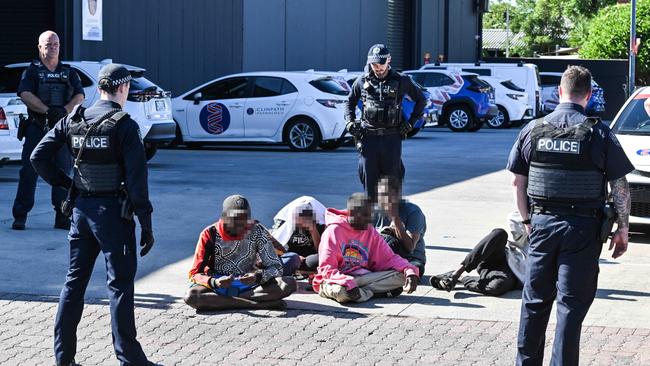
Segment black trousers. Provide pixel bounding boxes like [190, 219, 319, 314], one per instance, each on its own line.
[460, 228, 519, 297]
[357, 133, 403, 200]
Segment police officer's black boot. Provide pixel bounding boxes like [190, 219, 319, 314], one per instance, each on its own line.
[11, 216, 26, 230]
[54, 211, 70, 230]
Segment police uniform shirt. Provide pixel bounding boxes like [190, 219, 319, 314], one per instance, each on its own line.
[30, 100, 153, 218]
[17, 61, 85, 105]
[345, 68, 426, 129]
[506, 102, 634, 182]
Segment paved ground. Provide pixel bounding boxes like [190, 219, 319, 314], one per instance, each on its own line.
[1, 127, 650, 365]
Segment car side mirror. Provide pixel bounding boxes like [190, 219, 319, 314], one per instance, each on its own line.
[192, 92, 202, 105]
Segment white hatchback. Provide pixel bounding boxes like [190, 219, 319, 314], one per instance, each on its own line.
[481, 76, 533, 128]
[0, 59, 175, 161]
[610, 86, 650, 225]
[171, 71, 349, 151]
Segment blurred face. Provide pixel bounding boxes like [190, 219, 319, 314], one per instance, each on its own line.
[295, 209, 315, 229]
[38, 32, 60, 62]
[370, 56, 391, 78]
[377, 181, 399, 214]
[222, 211, 250, 237]
[348, 198, 372, 230]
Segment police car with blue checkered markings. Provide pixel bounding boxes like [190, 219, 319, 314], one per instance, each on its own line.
[171, 71, 349, 151]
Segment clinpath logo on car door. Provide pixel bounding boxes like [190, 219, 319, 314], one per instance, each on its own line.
[199, 102, 230, 135]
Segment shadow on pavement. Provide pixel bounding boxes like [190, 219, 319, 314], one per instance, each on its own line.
[0, 292, 182, 310]
[596, 288, 650, 301]
[426, 245, 472, 253]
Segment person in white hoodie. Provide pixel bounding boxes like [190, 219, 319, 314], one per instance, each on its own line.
[430, 211, 528, 296]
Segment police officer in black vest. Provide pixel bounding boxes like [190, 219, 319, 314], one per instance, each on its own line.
[345, 44, 426, 200]
[507, 66, 633, 366]
[12, 31, 85, 230]
[31, 64, 155, 366]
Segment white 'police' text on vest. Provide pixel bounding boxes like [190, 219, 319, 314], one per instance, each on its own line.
[71, 135, 110, 149]
[536, 138, 581, 154]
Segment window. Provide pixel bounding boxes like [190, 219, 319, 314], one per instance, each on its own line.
[612, 98, 650, 135]
[462, 68, 491, 76]
[72, 68, 94, 88]
[193, 77, 250, 100]
[540, 75, 561, 86]
[252, 77, 295, 98]
[421, 73, 455, 87]
[309, 77, 349, 96]
[501, 80, 525, 92]
[0, 66, 25, 93]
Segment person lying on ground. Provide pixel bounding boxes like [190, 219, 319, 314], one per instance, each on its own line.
[271, 196, 327, 274]
[184, 195, 297, 311]
[430, 211, 528, 296]
[374, 176, 427, 278]
[313, 192, 419, 303]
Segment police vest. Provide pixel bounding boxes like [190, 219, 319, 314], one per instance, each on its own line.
[33, 60, 73, 107]
[360, 71, 403, 128]
[68, 108, 128, 194]
[527, 117, 606, 207]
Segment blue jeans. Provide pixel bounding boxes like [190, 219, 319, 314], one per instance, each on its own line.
[516, 213, 602, 366]
[280, 252, 302, 276]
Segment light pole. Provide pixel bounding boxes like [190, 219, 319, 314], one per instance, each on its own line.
[629, 0, 637, 97]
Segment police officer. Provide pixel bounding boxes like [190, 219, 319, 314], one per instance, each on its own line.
[345, 44, 426, 200]
[31, 64, 155, 366]
[12, 30, 85, 230]
[507, 66, 633, 366]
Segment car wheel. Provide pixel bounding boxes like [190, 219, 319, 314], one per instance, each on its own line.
[406, 127, 420, 138]
[319, 139, 344, 150]
[167, 121, 183, 148]
[145, 146, 157, 161]
[487, 106, 510, 129]
[444, 105, 475, 132]
[284, 118, 321, 152]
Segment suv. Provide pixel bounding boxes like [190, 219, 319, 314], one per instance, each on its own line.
[404, 70, 498, 132]
[0, 59, 175, 160]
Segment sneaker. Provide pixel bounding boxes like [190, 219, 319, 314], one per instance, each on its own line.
[373, 287, 403, 299]
[11, 217, 26, 230]
[54, 212, 70, 230]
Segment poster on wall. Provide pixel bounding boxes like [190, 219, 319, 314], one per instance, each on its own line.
[82, 0, 102, 41]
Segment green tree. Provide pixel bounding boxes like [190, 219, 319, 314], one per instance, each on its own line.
[580, 0, 650, 83]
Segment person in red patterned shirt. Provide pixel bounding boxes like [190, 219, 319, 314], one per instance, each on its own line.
[183, 195, 296, 311]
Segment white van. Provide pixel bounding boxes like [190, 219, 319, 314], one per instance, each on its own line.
[420, 62, 542, 117]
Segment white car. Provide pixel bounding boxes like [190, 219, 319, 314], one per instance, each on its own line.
[0, 59, 175, 161]
[0, 97, 24, 163]
[171, 71, 349, 151]
[610, 86, 650, 225]
[481, 76, 533, 129]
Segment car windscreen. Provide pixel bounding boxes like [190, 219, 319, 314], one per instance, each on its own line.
[0, 66, 25, 93]
[309, 77, 349, 96]
[130, 75, 160, 92]
[501, 80, 525, 92]
[612, 97, 650, 135]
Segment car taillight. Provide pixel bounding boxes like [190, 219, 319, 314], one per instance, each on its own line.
[317, 99, 345, 108]
[0, 108, 8, 130]
[128, 90, 167, 103]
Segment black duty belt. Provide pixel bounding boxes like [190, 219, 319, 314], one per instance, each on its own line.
[531, 205, 602, 218]
[363, 128, 399, 136]
[79, 191, 121, 198]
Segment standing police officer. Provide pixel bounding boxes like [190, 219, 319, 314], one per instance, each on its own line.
[507, 66, 633, 366]
[12, 30, 85, 230]
[31, 64, 155, 366]
[345, 44, 426, 200]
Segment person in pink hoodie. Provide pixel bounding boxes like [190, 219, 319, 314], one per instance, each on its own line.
[313, 193, 419, 303]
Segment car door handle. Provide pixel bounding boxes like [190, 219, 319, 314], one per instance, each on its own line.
[228, 103, 243, 108]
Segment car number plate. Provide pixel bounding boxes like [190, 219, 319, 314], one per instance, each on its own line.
[155, 100, 165, 111]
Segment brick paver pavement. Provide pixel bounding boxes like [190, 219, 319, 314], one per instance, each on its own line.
[1, 293, 648, 366]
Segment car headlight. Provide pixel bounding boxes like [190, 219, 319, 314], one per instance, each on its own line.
[507, 94, 525, 100]
[317, 99, 346, 108]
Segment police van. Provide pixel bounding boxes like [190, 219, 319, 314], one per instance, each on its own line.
[0, 59, 175, 161]
[420, 62, 542, 117]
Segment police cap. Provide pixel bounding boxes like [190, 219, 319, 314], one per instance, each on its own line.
[367, 44, 390, 65]
[97, 63, 132, 91]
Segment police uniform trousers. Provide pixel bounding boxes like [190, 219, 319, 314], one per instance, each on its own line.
[358, 132, 403, 200]
[516, 213, 602, 366]
[54, 197, 148, 366]
[13, 122, 71, 219]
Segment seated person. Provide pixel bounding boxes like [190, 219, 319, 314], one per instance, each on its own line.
[430, 211, 529, 297]
[271, 196, 327, 273]
[184, 195, 297, 311]
[374, 176, 427, 278]
[313, 193, 419, 303]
